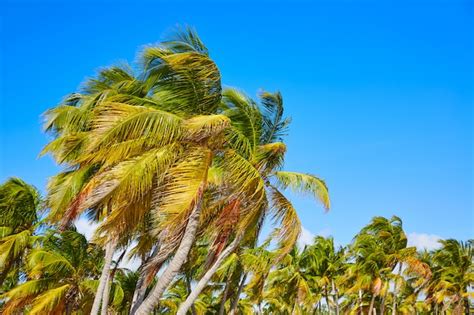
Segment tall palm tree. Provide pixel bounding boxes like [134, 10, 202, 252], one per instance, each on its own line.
[177, 89, 330, 315]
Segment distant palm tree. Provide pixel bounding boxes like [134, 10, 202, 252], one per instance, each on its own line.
[427, 239, 473, 314]
[0, 178, 42, 290]
[0, 230, 116, 314]
[302, 236, 347, 315]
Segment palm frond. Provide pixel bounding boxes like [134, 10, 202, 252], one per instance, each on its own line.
[273, 171, 330, 210]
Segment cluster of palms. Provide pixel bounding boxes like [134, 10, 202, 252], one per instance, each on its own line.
[0, 180, 471, 314]
[0, 28, 471, 314]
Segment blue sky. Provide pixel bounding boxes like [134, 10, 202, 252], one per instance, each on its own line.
[1, 0, 472, 249]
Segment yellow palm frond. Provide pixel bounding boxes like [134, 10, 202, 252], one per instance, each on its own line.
[153, 147, 212, 239]
[88, 102, 183, 152]
[28, 249, 75, 277]
[0, 230, 32, 270]
[29, 284, 70, 315]
[269, 187, 301, 257]
[273, 171, 330, 210]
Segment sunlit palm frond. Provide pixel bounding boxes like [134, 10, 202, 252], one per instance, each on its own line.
[28, 284, 70, 315]
[273, 171, 330, 210]
[88, 102, 183, 152]
[269, 187, 301, 257]
[28, 249, 75, 277]
[153, 147, 212, 240]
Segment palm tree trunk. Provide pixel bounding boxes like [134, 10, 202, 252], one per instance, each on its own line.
[368, 295, 376, 315]
[90, 239, 116, 315]
[331, 279, 340, 315]
[391, 263, 402, 315]
[229, 273, 247, 315]
[325, 286, 331, 314]
[218, 278, 231, 315]
[130, 247, 161, 315]
[177, 234, 242, 315]
[134, 184, 205, 315]
[101, 249, 126, 315]
[359, 289, 363, 315]
[379, 294, 386, 315]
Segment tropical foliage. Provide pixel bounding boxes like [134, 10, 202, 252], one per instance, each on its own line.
[0, 27, 472, 314]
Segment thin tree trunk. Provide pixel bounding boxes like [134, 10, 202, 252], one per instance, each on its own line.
[177, 235, 242, 315]
[359, 289, 363, 315]
[368, 295, 376, 315]
[331, 279, 340, 315]
[101, 249, 126, 315]
[229, 273, 247, 315]
[391, 263, 403, 315]
[218, 278, 231, 315]
[325, 286, 331, 314]
[380, 294, 386, 315]
[134, 185, 205, 315]
[90, 239, 116, 315]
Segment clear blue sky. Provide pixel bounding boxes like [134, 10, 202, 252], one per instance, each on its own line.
[1, 0, 472, 246]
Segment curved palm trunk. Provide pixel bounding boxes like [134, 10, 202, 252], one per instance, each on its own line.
[177, 234, 242, 315]
[90, 240, 116, 315]
[134, 185, 205, 315]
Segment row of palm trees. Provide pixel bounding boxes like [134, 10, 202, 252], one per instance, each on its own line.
[0, 179, 471, 314]
[0, 27, 472, 314]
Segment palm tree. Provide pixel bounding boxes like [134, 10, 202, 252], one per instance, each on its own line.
[0, 229, 113, 314]
[427, 239, 473, 314]
[177, 89, 330, 315]
[0, 178, 42, 290]
[302, 236, 347, 315]
[42, 26, 329, 314]
[264, 246, 317, 314]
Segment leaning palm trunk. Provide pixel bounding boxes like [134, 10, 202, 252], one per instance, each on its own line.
[177, 234, 243, 315]
[130, 247, 161, 314]
[90, 240, 116, 315]
[100, 272, 111, 315]
[134, 187, 205, 315]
